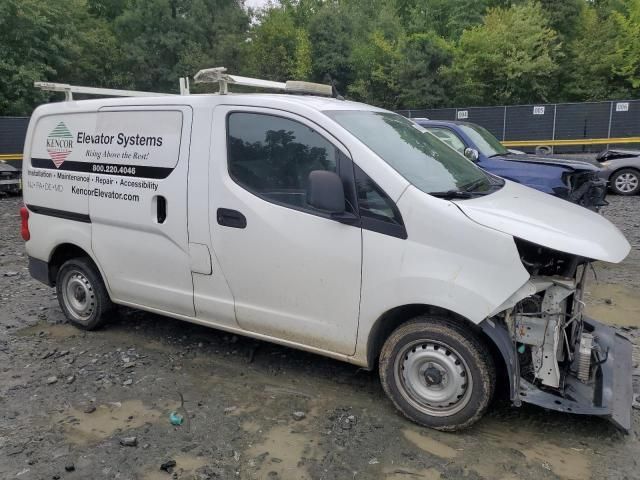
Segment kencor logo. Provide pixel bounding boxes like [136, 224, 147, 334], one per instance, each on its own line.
[46, 122, 73, 168]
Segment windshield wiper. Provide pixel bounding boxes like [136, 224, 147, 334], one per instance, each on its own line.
[462, 178, 487, 192]
[428, 190, 474, 199]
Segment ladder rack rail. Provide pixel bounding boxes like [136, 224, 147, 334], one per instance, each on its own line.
[34, 82, 175, 101]
[34, 67, 335, 101]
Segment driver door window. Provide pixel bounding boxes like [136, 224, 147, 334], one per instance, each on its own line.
[227, 112, 338, 211]
[426, 128, 466, 155]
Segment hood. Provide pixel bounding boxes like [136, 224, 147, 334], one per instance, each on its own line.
[499, 154, 600, 171]
[596, 149, 640, 162]
[453, 181, 630, 263]
[0, 161, 19, 173]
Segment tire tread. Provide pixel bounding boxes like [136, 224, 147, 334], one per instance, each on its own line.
[379, 315, 495, 431]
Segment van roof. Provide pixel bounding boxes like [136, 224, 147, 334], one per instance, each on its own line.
[32, 93, 386, 115]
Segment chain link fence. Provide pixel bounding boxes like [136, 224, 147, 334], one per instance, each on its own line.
[398, 99, 640, 154]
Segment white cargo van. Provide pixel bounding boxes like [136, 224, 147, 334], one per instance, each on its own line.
[21, 71, 633, 431]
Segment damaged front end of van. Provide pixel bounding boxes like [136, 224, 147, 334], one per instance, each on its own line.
[449, 180, 634, 432]
[480, 239, 633, 432]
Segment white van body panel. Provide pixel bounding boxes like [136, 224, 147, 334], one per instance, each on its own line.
[207, 105, 362, 355]
[354, 186, 530, 361]
[22, 93, 630, 370]
[89, 106, 195, 316]
[24, 214, 95, 274]
[455, 180, 631, 263]
[185, 104, 238, 328]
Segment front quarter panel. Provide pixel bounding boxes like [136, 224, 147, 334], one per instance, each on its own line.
[355, 186, 530, 362]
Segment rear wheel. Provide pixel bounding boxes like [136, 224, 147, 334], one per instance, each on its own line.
[56, 257, 113, 330]
[610, 168, 640, 196]
[379, 316, 495, 431]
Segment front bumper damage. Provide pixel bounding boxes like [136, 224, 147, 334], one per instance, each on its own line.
[518, 317, 633, 432]
[481, 274, 634, 432]
[566, 172, 608, 210]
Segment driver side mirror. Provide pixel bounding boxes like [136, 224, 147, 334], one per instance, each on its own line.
[464, 147, 479, 162]
[307, 170, 346, 213]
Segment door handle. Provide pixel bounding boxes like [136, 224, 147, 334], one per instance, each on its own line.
[217, 208, 246, 229]
[156, 195, 167, 224]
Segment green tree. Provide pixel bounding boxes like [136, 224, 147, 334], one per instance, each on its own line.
[405, 0, 489, 39]
[0, 0, 121, 115]
[307, 4, 355, 91]
[612, 0, 640, 90]
[293, 29, 313, 80]
[445, 2, 560, 105]
[561, 2, 640, 100]
[246, 7, 299, 81]
[0, 0, 59, 114]
[537, 0, 583, 40]
[396, 32, 454, 108]
[348, 30, 403, 108]
[562, 6, 623, 100]
[115, 0, 249, 92]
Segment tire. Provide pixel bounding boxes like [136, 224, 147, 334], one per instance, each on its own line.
[56, 257, 113, 330]
[379, 316, 495, 431]
[610, 168, 640, 196]
[535, 145, 552, 156]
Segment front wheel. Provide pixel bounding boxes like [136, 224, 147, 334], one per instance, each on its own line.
[610, 168, 640, 196]
[379, 316, 495, 431]
[56, 257, 113, 330]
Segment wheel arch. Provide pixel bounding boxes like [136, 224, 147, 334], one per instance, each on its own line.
[365, 304, 510, 397]
[48, 243, 104, 288]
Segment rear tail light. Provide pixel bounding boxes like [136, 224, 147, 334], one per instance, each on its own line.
[20, 205, 30, 241]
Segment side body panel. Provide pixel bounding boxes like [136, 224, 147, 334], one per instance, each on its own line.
[206, 105, 362, 355]
[25, 103, 195, 316]
[188, 104, 238, 327]
[353, 185, 530, 364]
[88, 106, 194, 316]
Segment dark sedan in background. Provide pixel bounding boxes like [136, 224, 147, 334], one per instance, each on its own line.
[415, 119, 608, 210]
[0, 160, 21, 195]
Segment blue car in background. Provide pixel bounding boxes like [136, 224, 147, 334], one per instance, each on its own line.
[414, 119, 608, 210]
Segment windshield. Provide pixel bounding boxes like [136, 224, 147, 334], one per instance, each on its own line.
[325, 110, 494, 195]
[458, 124, 508, 157]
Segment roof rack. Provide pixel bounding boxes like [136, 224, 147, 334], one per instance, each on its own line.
[193, 67, 333, 97]
[34, 82, 175, 101]
[35, 67, 335, 101]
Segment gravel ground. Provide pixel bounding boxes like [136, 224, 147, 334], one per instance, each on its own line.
[0, 194, 639, 480]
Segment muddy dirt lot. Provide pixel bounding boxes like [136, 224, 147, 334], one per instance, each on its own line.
[1, 194, 639, 480]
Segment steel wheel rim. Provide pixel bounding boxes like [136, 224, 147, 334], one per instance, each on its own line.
[615, 172, 638, 193]
[394, 340, 472, 417]
[61, 270, 95, 322]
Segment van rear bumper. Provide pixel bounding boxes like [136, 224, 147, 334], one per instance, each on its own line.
[519, 316, 633, 432]
[28, 256, 52, 286]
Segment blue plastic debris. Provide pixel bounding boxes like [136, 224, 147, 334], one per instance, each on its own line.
[169, 411, 184, 426]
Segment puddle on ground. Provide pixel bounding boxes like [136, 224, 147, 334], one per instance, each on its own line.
[384, 467, 441, 479]
[400, 420, 591, 480]
[402, 429, 458, 459]
[242, 420, 262, 434]
[55, 399, 171, 445]
[141, 454, 208, 480]
[246, 423, 317, 480]
[585, 283, 640, 327]
[471, 420, 591, 480]
[521, 444, 590, 480]
[19, 322, 80, 339]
